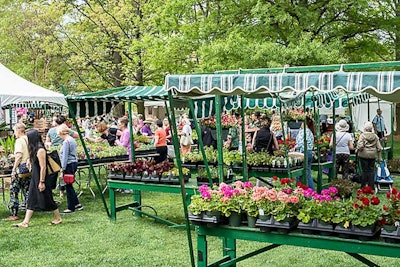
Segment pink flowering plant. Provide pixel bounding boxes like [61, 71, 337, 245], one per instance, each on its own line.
[297, 187, 340, 224]
[252, 181, 303, 222]
[188, 184, 222, 215]
[218, 181, 248, 217]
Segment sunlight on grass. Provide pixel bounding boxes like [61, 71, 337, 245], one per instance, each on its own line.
[1, 144, 400, 266]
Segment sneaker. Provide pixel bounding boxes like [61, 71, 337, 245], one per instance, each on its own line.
[75, 204, 83, 211]
[61, 209, 74, 214]
[3, 216, 19, 221]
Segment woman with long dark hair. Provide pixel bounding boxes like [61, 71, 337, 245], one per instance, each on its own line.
[13, 129, 62, 227]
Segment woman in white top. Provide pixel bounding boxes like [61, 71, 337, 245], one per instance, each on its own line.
[329, 119, 354, 179]
[179, 118, 193, 155]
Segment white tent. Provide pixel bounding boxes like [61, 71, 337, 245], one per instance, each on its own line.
[0, 63, 67, 108]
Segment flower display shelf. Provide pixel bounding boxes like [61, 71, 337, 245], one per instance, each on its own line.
[160, 175, 190, 185]
[255, 216, 299, 233]
[124, 173, 142, 182]
[181, 162, 198, 169]
[196, 178, 219, 186]
[134, 148, 157, 156]
[334, 223, 380, 241]
[141, 175, 160, 183]
[298, 219, 335, 235]
[380, 226, 400, 244]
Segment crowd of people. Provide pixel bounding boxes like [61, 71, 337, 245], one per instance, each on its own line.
[4, 107, 387, 227]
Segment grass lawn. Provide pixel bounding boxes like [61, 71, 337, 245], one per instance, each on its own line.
[1, 144, 400, 266]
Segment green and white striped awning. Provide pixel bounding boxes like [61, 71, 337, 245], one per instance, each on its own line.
[166, 71, 400, 102]
[193, 93, 371, 118]
[66, 86, 168, 117]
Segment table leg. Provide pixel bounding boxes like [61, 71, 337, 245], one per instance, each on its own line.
[110, 187, 116, 222]
[197, 233, 208, 267]
[133, 190, 142, 217]
[222, 237, 236, 266]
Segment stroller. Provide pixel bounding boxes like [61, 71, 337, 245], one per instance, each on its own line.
[374, 160, 393, 193]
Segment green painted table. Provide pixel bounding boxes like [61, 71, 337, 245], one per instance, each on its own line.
[108, 179, 197, 227]
[196, 225, 400, 267]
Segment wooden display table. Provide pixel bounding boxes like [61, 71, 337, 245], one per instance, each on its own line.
[196, 224, 400, 267]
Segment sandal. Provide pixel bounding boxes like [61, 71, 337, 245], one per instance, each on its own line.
[48, 220, 62, 226]
[13, 222, 29, 228]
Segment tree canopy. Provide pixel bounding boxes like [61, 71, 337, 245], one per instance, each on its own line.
[0, 0, 399, 94]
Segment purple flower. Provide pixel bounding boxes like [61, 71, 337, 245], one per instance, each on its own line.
[201, 191, 211, 199]
[243, 181, 253, 189]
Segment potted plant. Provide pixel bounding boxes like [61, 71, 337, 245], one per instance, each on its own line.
[330, 179, 357, 198]
[218, 182, 247, 226]
[381, 186, 400, 231]
[188, 184, 223, 224]
[381, 186, 400, 242]
[332, 186, 383, 239]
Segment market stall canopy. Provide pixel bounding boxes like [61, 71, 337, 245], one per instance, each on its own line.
[66, 85, 172, 117]
[193, 92, 371, 118]
[0, 63, 67, 108]
[165, 71, 400, 102]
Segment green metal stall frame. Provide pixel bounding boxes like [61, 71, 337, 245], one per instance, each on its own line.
[166, 61, 400, 266]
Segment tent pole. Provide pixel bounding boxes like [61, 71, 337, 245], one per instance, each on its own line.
[128, 102, 135, 161]
[168, 91, 195, 267]
[240, 95, 248, 180]
[390, 103, 394, 159]
[188, 99, 212, 183]
[332, 99, 337, 180]
[313, 91, 322, 193]
[61, 85, 110, 218]
[214, 95, 224, 182]
[302, 94, 307, 186]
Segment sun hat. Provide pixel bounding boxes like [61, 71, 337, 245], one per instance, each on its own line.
[363, 121, 374, 132]
[335, 119, 349, 132]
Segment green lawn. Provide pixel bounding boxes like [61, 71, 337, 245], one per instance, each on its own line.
[1, 145, 400, 266]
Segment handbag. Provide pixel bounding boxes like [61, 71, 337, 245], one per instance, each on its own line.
[47, 150, 61, 175]
[17, 163, 31, 179]
[63, 174, 75, 185]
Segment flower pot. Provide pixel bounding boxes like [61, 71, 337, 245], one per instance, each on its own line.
[298, 219, 318, 234]
[228, 212, 242, 227]
[381, 225, 400, 243]
[247, 215, 257, 228]
[259, 214, 272, 221]
[382, 224, 398, 233]
[205, 211, 221, 219]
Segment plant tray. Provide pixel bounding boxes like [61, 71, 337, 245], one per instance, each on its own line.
[181, 163, 198, 169]
[334, 224, 380, 240]
[256, 216, 298, 233]
[107, 173, 125, 180]
[298, 219, 335, 235]
[188, 212, 224, 226]
[380, 227, 400, 243]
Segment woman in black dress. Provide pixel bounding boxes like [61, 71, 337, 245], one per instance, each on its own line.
[252, 115, 279, 154]
[13, 129, 62, 227]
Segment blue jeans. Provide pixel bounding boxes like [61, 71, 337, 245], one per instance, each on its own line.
[64, 162, 80, 211]
[305, 150, 314, 190]
[297, 150, 314, 190]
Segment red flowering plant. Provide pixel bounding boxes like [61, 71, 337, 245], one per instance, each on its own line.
[340, 186, 383, 228]
[381, 186, 400, 226]
[277, 137, 296, 151]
